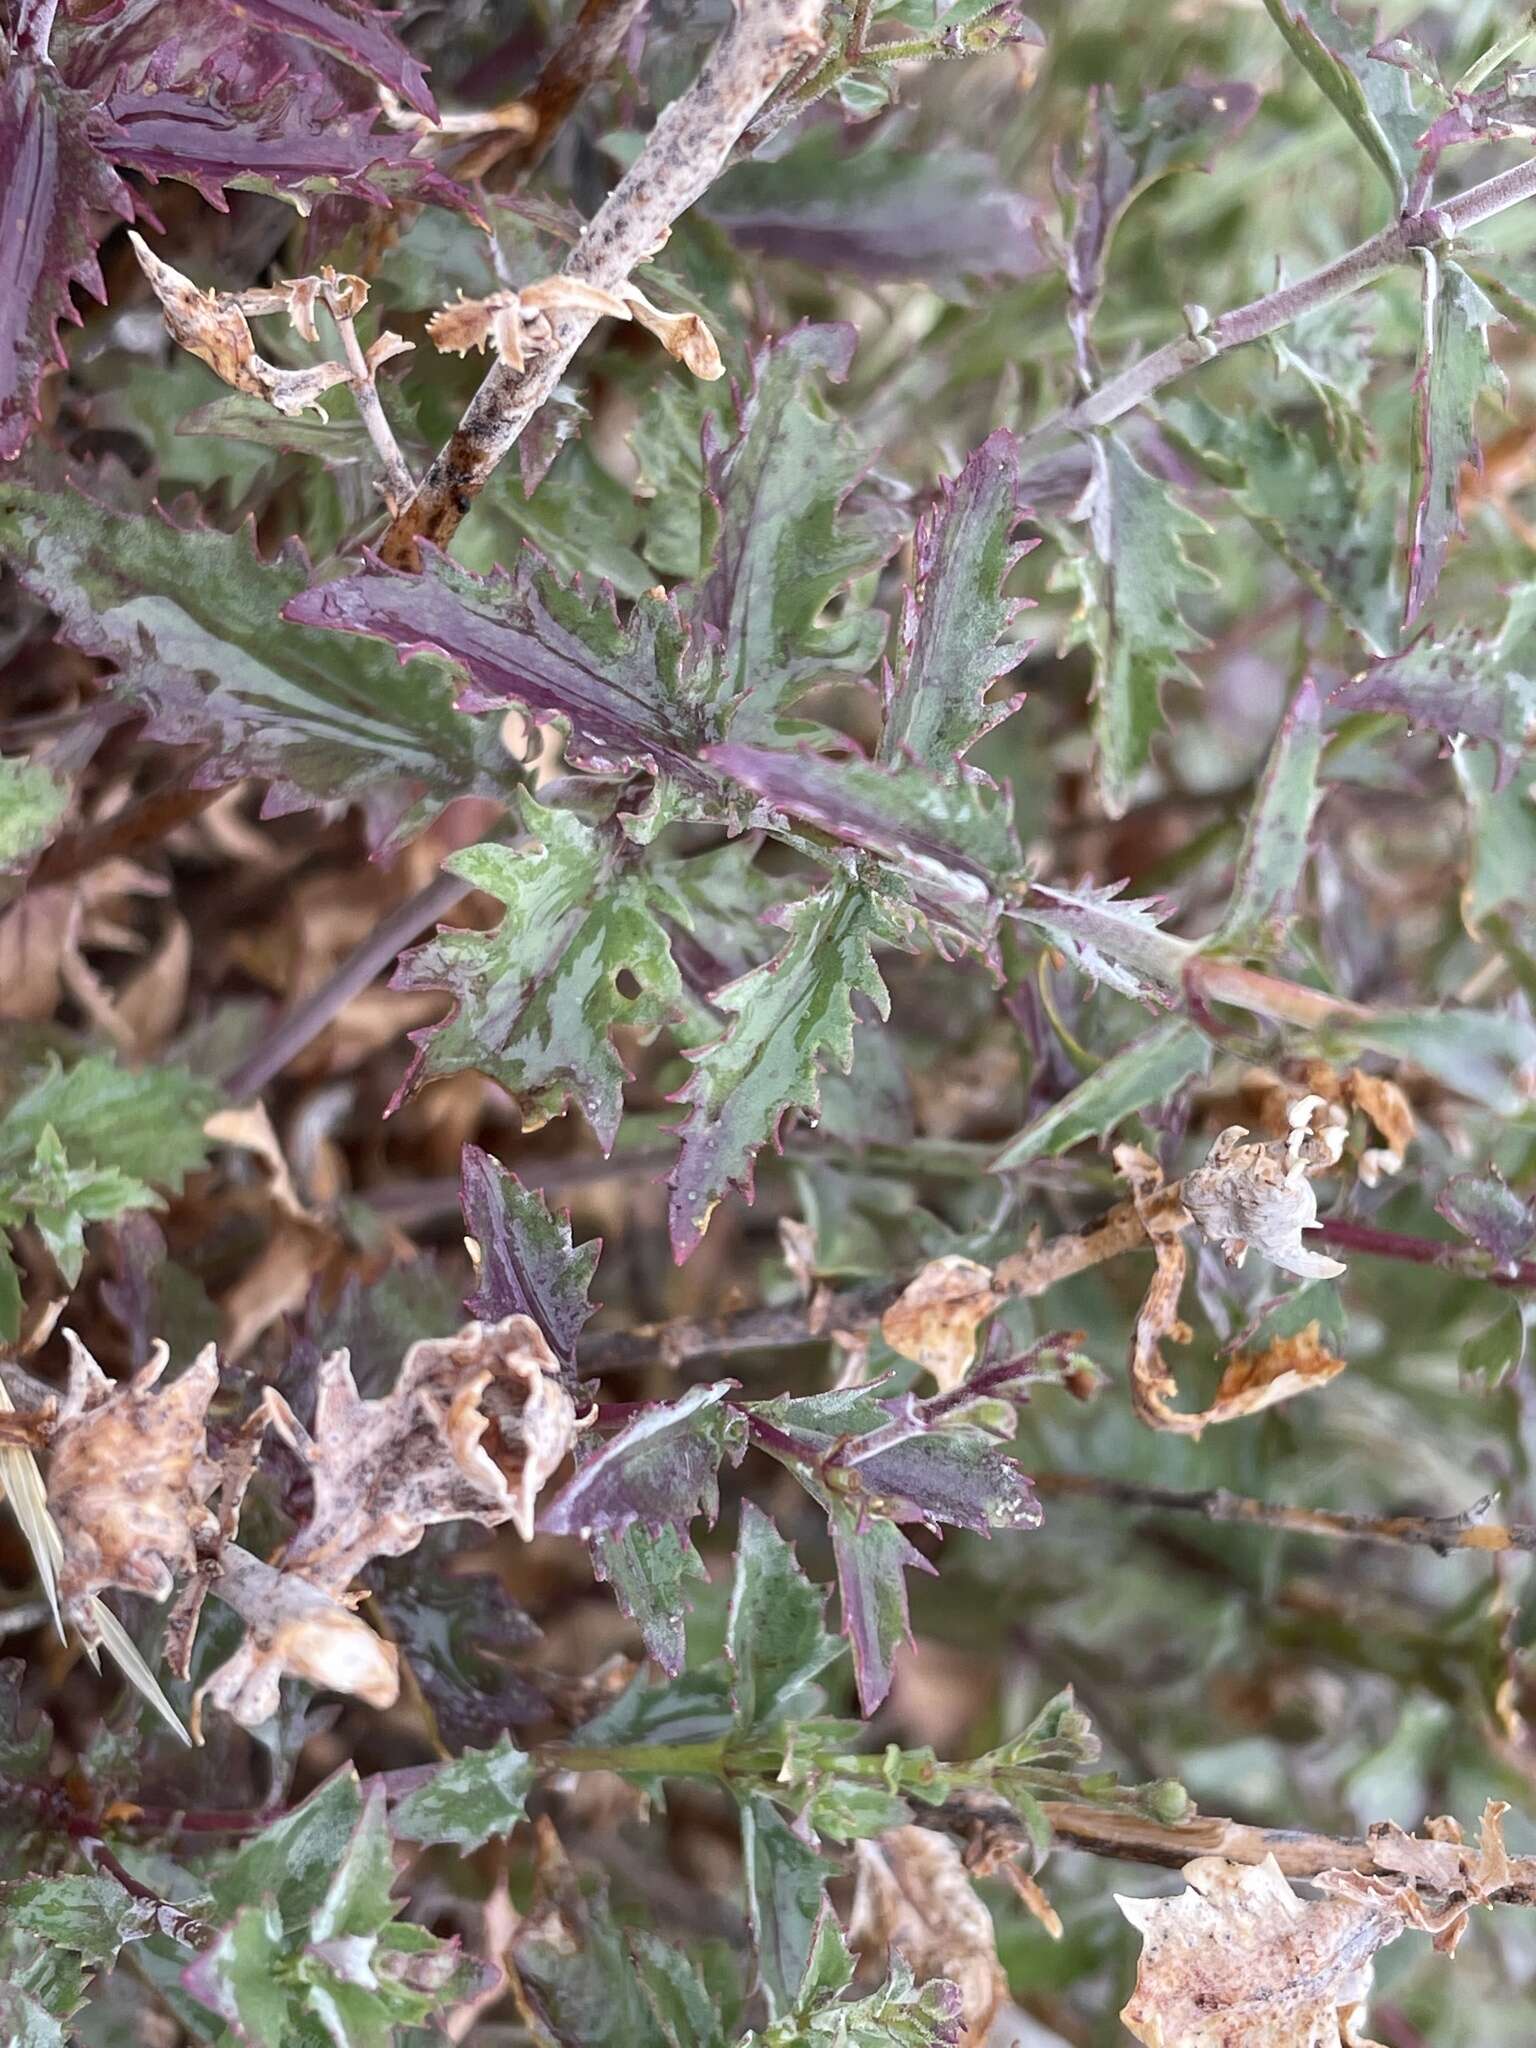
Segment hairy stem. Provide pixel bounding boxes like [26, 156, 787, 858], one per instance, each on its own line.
[379, 0, 824, 567]
[1034, 1472, 1536, 1555]
[1021, 155, 1536, 455]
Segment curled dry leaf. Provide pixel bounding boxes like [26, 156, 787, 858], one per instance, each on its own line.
[1118, 1854, 1400, 2048]
[1319, 1799, 1536, 1958]
[130, 235, 354, 419]
[1204, 1321, 1347, 1427]
[1182, 1095, 1347, 1281]
[1252, 1064, 1415, 1189]
[881, 1255, 1001, 1392]
[622, 286, 725, 380]
[48, 1333, 219, 1643]
[193, 1543, 400, 1737]
[850, 1826, 1008, 2048]
[426, 276, 723, 380]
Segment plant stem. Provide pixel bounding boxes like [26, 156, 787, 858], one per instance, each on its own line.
[1020, 154, 1536, 455]
[1034, 1472, 1536, 1556]
[221, 863, 471, 1099]
[327, 298, 415, 515]
[78, 1836, 216, 1948]
[379, 0, 824, 568]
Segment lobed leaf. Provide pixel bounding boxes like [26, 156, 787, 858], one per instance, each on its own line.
[0, 480, 514, 850]
[390, 1734, 535, 1851]
[459, 1142, 600, 1366]
[727, 1502, 843, 1732]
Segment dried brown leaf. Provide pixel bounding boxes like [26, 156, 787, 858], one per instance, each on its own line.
[1344, 1071, 1415, 1186]
[881, 1255, 1000, 1392]
[1205, 1322, 1347, 1426]
[1117, 1145, 1199, 1436]
[1118, 1854, 1400, 2047]
[1318, 1800, 1536, 1958]
[850, 1827, 1007, 2048]
[48, 1335, 220, 1643]
[622, 286, 725, 380]
[129, 235, 352, 419]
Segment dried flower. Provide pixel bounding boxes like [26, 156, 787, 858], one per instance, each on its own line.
[1182, 1095, 1347, 1281]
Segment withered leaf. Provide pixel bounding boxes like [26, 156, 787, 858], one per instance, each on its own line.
[48, 1334, 219, 1644]
[880, 1255, 1000, 1392]
[129, 236, 355, 420]
[1119, 1854, 1400, 2047]
[850, 1826, 1007, 2048]
[1205, 1322, 1347, 1427]
[1320, 1799, 1536, 1957]
[1182, 1096, 1346, 1281]
[623, 286, 725, 380]
[1117, 1144, 1198, 1436]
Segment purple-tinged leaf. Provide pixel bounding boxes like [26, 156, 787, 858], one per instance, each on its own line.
[0, 54, 136, 461]
[709, 134, 1047, 287]
[1053, 82, 1259, 377]
[0, 478, 514, 850]
[391, 799, 687, 1150]
[541, 1381, 746, 1542]
[1014, 878, 1191, 1002]
[880, 431, 1034, 773]
[590, 1520, 707, 1676]
[694, 324, 896, 729]
[709, 741, 1019, 954]
[830, 1511, 932, 1718]
[1436, 1171, 1536, 1268]
[198, 0, 436, 121]
[1404, 255, 1506, 627]
[96, 45, 474, 217]
[285, 546, 719, 787]
[668, 875, 911, 1261]
[1330, 599, 1536, 787]
[459, 1144, 600, 1368]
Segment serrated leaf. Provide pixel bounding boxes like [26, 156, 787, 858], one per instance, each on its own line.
[0, 758, 68, 871]
[182, 1900, 293, 2043]
[827, 1512, 932, 1720]
[0, 50, 136, 462]
[512, 1852, 671, 2048]
[739, 1792, 832, 2022]
[1072, 435, 1213, 816]
[394, 798, 686, 1150]
[0, 482, 513, 852]
[709, 742, 1018, 953]
[1165, 397, 1398, 654]
[693, 324, 894, 731]
[311, 1785, 397, 1945]
[591, 1520, 710, 1676]
[992, 1018, 1210, 1168]
[1406, 254, 1507, 626]
[668, 875, 908, 1259]
[1261, 0, 1423, 200]
[1460, 1297, 1526, 1389]
[1214, 680, 1324, 952]
[285, 544, 720, 788]
[879, 431, 1031, 770]
[459, 1143, 600, 1365]
[727, 1503, 842, 1732]
[1014, 878, 1192, 1000]
[391, 1735, 534, 1851]
[543, 1381, 745, 1544]
[210, 1768, 364, 1931]
[0, 1875, 159, 1964]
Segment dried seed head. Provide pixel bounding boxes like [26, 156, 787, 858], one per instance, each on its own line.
[1181, 1095, 1347, 1281]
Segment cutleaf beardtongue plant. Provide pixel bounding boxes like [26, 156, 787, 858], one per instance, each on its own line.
[14, 0, 1536, 2042]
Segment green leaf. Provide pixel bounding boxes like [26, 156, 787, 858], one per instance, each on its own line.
[739, 1792, 831, 2022]
[0, 1875, 159, 1965]
[312, 1788, 399, 1945]
[1014, 878, 1192, 1001]
[1165, 398, 1398, 654]
[879, 431, 1028, 772]
[1214, 680, 1324, 952]
[0, 1126, 155, 1289]
[0, 480, 514, 852]
[1070, 435, 1213, 816]
[668, 876, 908, 1259]
[390, 1735, 534, 1851]
[1405, 255, 1506, 626]
[183, 1901, 294, 2044]
[1317, 1006, 1536, 1116]
[727, 1503, 842, 1732]
[1459, 1298, 1526, 1390]
[627, 1929, 730, 2048]
[512, 1865, 671, 2048]
[694, 325, 894, 732]
[210, 1768, 364, 1931]
[991, 1018, 1210, 1168]
[1261, 0, 1423, 201]
[0, 758, 67, 870]
[394, 796, 686, 1151]
[591, 1520, 709, 1675]
[0, 1984, 68, 2048]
